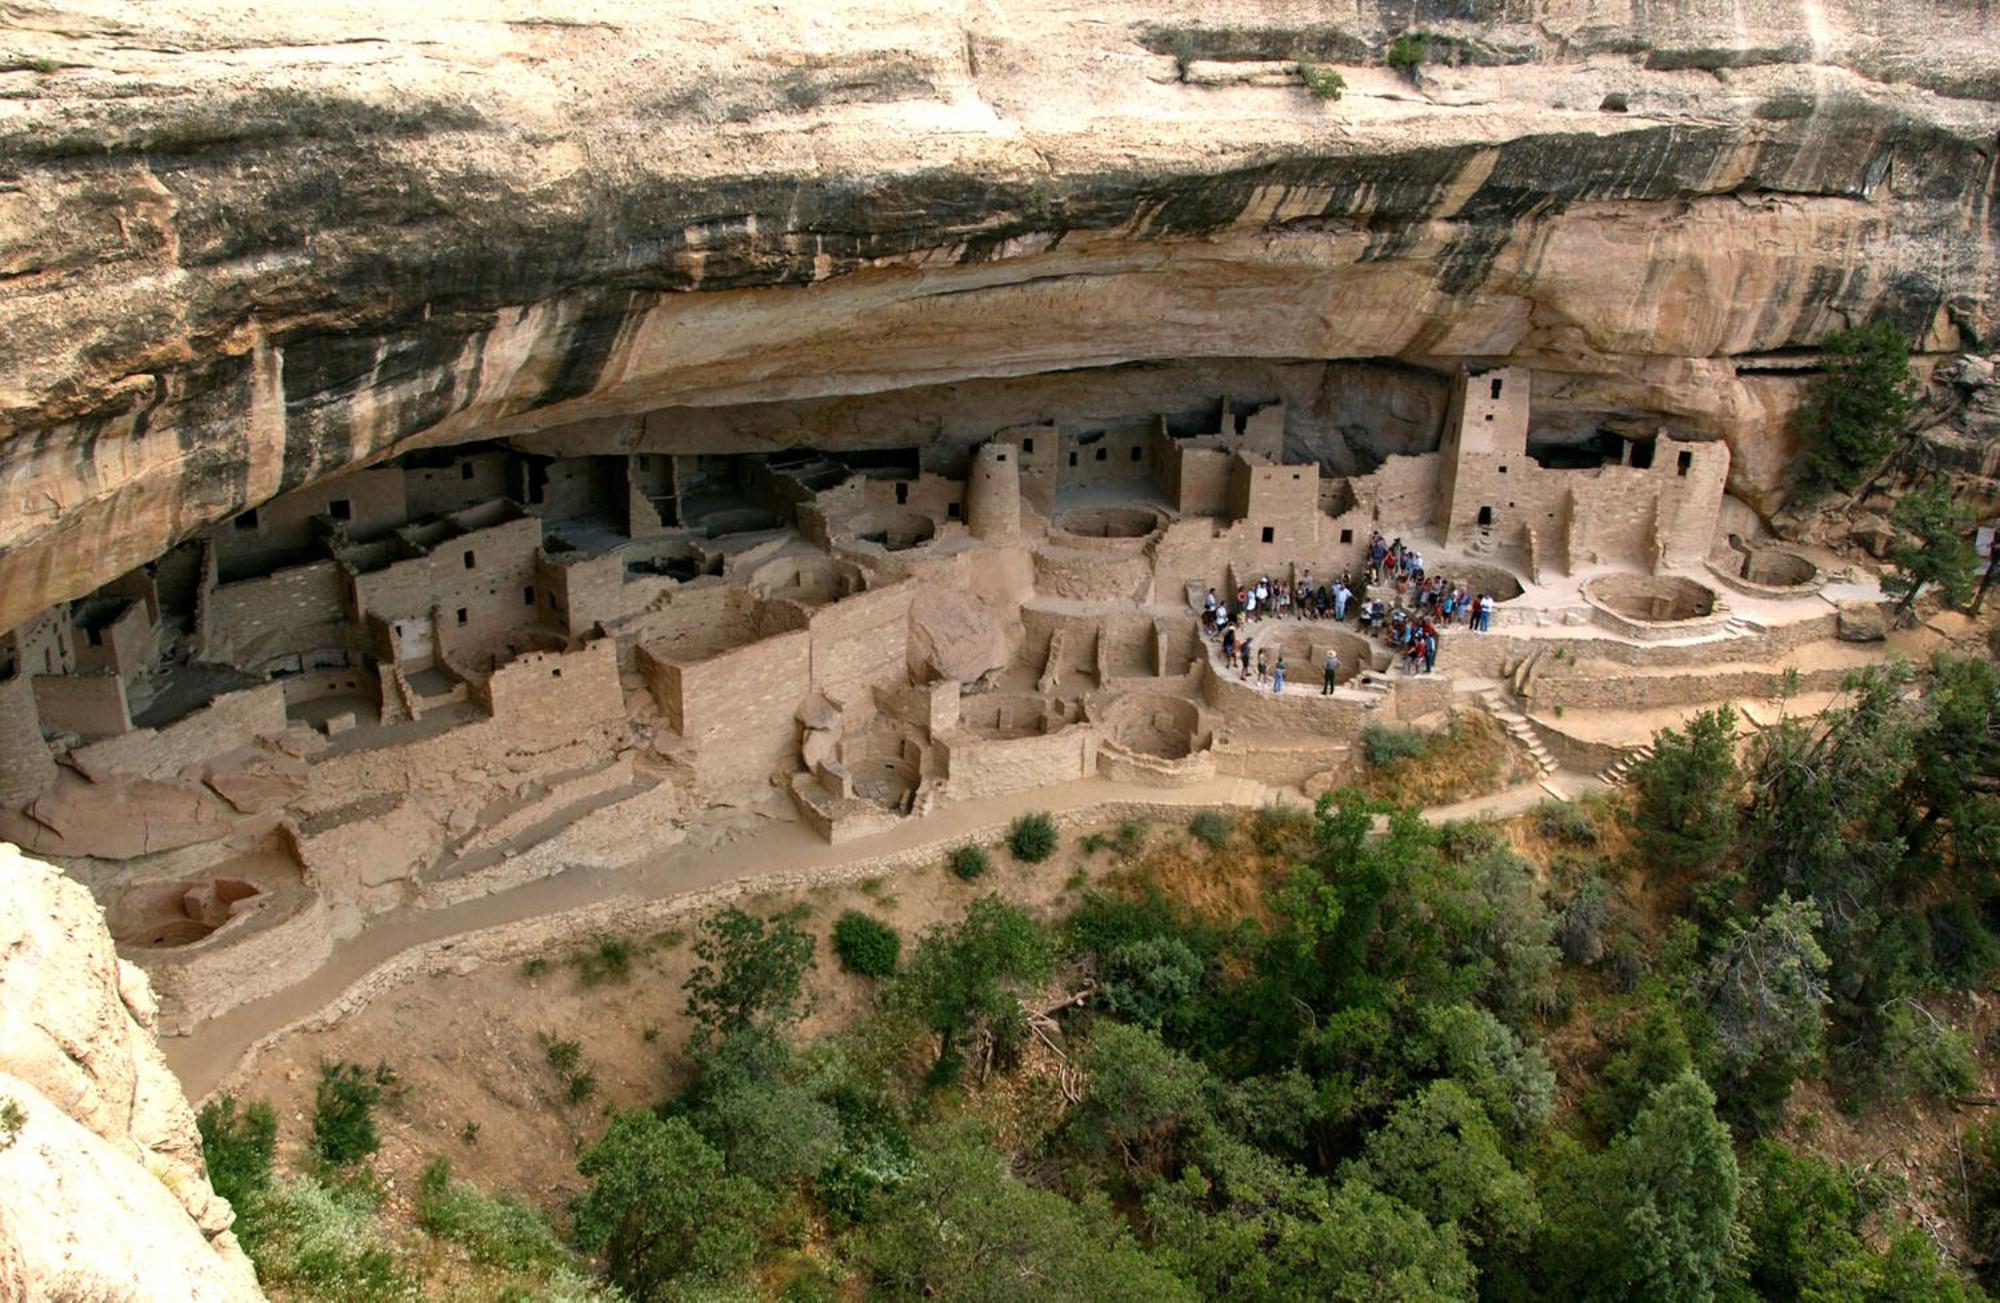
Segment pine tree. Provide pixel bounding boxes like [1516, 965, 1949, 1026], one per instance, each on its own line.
[1796, 322, 1918, 495]
[1884, 482, 1977, 622]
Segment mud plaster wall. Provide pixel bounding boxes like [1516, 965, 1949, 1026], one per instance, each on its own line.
[73, 602, 151, 679]
[70, 683, 285, 779]
[211, 467, 407, 581]
[205, 561, 352, 666]
[404, 452, 511, 520]
[0, 674, 56, 804]
[31, 672, 130, 740]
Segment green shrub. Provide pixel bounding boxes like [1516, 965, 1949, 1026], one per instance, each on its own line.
[1297, 63, 1346, 99]
[311, 1062, 387, 1169]
[565, 1069, 599, 1105]
[239, 1173, 413, 1301]
[1080, 832, 1110, 854]
[1361, 723, 1429, 767]
[1009, 812, 1059, 863]
[574, 934, 635, 986]
[1387, 33, 1426, 72]
[1535, 799, 1599, 847]
[1113, 820, 1146, 857]
[834, 910, 902, 977]
[198, 1094, 277, 1212]
[1188, 810, 1232, 849]
[1879, 1001, 1978, 1099]
[1249, 801, 1314, 855]
[416, 1158, 576, 1274]
[951, 843, 991, 881]
[542, 1034, 583, 1077]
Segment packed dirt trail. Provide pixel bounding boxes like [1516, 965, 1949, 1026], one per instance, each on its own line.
[163, 768, 1580, 1100]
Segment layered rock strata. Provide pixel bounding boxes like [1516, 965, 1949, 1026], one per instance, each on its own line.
[0, 0, 1996, 629]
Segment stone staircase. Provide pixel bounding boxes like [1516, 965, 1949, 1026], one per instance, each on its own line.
[1477, 686, 1558, 779]
[1596, 741, 1655, 786]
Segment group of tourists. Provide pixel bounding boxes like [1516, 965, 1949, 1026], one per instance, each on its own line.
[1199, 532, 1501, 696]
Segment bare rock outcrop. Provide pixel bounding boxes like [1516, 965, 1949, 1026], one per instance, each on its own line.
[0, 0, 1996, 627]
[0, 842, 264, 1301]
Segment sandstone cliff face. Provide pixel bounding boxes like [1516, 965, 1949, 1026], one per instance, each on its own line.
[0, 0, 1996, 629]
[0, 843, 264, 1301]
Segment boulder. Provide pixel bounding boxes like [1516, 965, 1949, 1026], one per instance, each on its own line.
[1837, 602, 1888, 642]
[0, 846, 264, 1300]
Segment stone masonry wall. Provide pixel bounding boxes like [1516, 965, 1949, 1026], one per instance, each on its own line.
[0, 673, 57, 805]
[205, 559, 352, 666]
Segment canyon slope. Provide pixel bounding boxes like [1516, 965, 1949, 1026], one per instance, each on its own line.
[1, 0, 1996, 631]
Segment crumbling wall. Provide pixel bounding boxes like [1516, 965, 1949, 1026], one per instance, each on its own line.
[213, 466, 406, 580]
[354, 514, 543, 651]
[475, 640, 624, 727]
[205, 560, 351, 665]
[69, 683, 285, 779]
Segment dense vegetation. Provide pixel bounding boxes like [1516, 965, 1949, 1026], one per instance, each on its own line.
[201, 654, 1999, 1300]
[1796, 321, 1920, 496]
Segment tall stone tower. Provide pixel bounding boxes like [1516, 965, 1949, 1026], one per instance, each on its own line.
[964, 442, 1021, 540]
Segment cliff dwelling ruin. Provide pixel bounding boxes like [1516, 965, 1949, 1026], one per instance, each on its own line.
[0, 356, 1919, 1035]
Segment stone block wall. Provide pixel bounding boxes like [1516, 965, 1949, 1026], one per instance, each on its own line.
[476, 640, 624, 730]
[808, 581, 914, 702]
[940, 725, 1097, 801]
[4, 608, 74, 680]
[646, 629, 811, 796]
[0, 673, 56, 805]
[73, 601, 152, 679]
[404, 450, 511, 519]
[354, 515, 543, 658]
[32, 673, 131, 740]
[204, 560, 351, 666]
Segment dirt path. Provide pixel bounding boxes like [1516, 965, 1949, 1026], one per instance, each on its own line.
[164, 770, 1587, 1099]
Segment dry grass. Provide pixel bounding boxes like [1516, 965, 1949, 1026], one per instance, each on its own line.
[1099, 806, 1309, 930]
[1359, 710, 1535, 806]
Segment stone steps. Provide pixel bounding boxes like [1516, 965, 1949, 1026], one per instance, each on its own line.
[1596, 742, 1656, 786]
[1477, 686, 1558, 777]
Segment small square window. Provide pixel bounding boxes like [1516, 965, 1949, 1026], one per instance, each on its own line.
[997, 452, 1007, 463]
[1130, 446, 1143, 462]
[1477, 506, 1494, 526]
[456, 607, 468, 626]
[1340, 529, 1353, 544]
[463, 550, 475, 569]
[1260, 526, 1275, 544]
[523, 586, 535, 605]
[1068, 452, 1078, 467]
[947, 502, 961, 519]
[1484, 414, 1494, 422]
[1498, 465, 1507, 474]
[1023, 438, 1035, 454]
[1095, 448, 1108, 462]
[328, 498, 352, 521]
[895, 482, 909, 505]
[552, 667, 562, 679]
[460, 462, 474, 480]
[1677, 450, 1693, 477]
[234, 509, 259, 532]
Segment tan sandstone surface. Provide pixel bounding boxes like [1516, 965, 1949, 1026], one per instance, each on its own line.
[0, 843, 263, 1301]
[1, 0, 1996, 629]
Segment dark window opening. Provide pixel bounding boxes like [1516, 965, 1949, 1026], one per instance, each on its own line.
[1260, 526, 1275, 544]
[1022, 438, 1035, 454]
[460, 461, 475, 480]
[44, 648, 54, 674]
[455, 607, 468, 625]
[463, 550, 476, 570]
[1477, 506, 1494, 527]
[997, 452, 1008, 463]
[1095, 448, 1108, 462]
[234, 509, 259, 532]
[1484, 414, 1494, 422]
[523, 587, 535, 605]
[1629, 438, 1656, 470]
[895, 482, 909, 505]
[1130, 446, 1143, 462]
[86, 627, 103, 647]
[1340, 529, 1353, 544]
[1498, 465, 1508, 474]
[524, 459, 549, 504]
[328, 499, 352, 521]
[1676, 450, 1693, 477]
[1069, 452, 1078, 467]
[1491, 378, 1504, 400]
[552, 667, 562, 679]
[947, 502, 961, 519]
